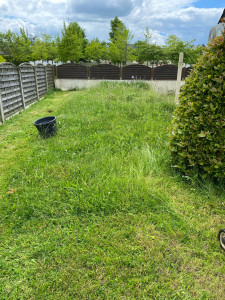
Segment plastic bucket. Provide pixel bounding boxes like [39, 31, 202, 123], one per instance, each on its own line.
[34, 116, 57, 138]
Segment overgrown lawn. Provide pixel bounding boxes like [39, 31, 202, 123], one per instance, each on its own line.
[0, 82, 225, 299]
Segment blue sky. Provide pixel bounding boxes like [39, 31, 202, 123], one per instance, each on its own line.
[0, 0, 224, 45]
[195, 0, 224, 9]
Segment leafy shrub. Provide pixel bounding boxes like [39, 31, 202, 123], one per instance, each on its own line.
[169, 31, 225, 180]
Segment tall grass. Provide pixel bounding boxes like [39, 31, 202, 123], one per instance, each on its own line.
[0, 82, 225, 299]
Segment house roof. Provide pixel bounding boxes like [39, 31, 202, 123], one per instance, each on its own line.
[218, 8, 225, 24]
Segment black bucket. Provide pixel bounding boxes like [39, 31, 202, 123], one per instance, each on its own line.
[34, 116, 57, 138]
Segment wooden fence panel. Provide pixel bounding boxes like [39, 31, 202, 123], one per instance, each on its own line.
[19, 63, 38, 106]
[55, 63, 194, 81]
[36, 64, 47, 98]
[46, 64, 54, 89]
[153, 65, 178, 80]
[90, 64, 120, 80]
[182, 66, 193, 80]
[57, 63, 88, 79]
[122, 64, 152, 80]
[0, 63, 24, 118]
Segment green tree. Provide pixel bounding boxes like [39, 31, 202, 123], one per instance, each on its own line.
[109, 16, 125, 42]
[134, 40, 147, 62]
[135, 27, 165, 65]
[47, 38, 58, 64]
[32, 36, 48, 62]
[32, 34, 57, 63]
[85, 39, 109, 62]
[144, 26, 152, 44]
[16, 28, 32, 63]
[164, 35, 204, 65]
[100, 41, 110, 62]
[135, 41, 164, 65]
[108, 18, 135, 65]
[57, 22, 87, 63]
[0, 29, 32, 65]
[0, 30, 18, 64]
[0, 55, 6, 63]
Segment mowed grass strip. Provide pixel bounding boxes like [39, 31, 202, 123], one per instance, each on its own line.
[0, 82, 225, 299]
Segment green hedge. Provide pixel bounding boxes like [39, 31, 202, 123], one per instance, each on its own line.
[169, 31, 225, 180]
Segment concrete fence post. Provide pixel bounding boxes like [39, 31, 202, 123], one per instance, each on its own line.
[44, 65, 48, 91]
[87, 65, 90, 80]
[0, 90, 4, 124]
[53, 65, 56, 88]
[34, 65, 40, 100]
[151, 67, 154, 80]
[18, 67, 26, 109]
[54, 65, 57, 79]
[175, 52, 184, 105]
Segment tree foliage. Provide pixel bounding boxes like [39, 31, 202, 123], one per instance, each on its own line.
[57, 22, 87, 63]
[32, 34, 57, 63]
[0, 29, 32, 65]
[32, 35, 48, 62]
[135, 41, 162, 64]
[0, 19, 206, 66]
[85, 39, 109, 62]
[135, 27, 166, 65]
[169, 31, 225, 180]
[108, 17, 135, 64]
[0, 55, 6, 63]
[46, 37, 58, 63]
[0, 30, 15, 62]
[164, 35, 204, 65]
[16, 28, 33, 63]
[109, 16, 126, 42]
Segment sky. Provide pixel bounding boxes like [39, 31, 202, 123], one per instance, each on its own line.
[0, 0, 224, 45]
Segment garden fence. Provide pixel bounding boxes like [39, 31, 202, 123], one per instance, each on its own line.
[0, 62, 192, 124]
[0, 63, 55, 123]
[56, 63, 192, 81]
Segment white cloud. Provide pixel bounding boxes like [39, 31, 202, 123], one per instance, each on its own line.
[122, 2, 222, 44]
[0, 0, 223, 45]
[68, 0, 134, 18]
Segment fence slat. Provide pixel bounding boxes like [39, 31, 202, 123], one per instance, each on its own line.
[0, 90, 4, 123]
[45, 65, 48, 91]
[1, 87, 21, 95]
[2, 92, 22, 102]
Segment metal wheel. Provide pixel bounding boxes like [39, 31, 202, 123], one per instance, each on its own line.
[218, 229, 225, 251]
